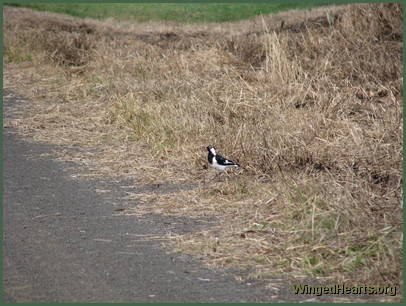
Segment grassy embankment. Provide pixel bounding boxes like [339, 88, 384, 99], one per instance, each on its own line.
[4, 3, 403, 299]
[8, 2, 327, 23]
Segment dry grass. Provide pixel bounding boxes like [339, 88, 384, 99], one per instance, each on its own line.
[4, 3, 403, 300]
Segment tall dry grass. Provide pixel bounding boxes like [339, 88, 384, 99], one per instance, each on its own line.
[4, 3, 402, 296]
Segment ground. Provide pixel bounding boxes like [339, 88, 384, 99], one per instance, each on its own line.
[3, 3, 403, 302]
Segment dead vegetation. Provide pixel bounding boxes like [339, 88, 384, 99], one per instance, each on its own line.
[4, 3, 403, 300]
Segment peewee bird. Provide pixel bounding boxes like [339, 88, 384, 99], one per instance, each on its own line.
[207, 146, 240, 172]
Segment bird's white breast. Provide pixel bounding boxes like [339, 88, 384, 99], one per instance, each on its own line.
[212, 156, 230, 171]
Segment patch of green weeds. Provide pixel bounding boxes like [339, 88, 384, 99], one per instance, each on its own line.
[5, 47, 33, 63]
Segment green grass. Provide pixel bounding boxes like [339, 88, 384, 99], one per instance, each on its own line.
[7, 2, 330, 23]
[4, 47, 32, 63]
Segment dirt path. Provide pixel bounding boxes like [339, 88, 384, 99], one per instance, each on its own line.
[4, 91, 319, 302]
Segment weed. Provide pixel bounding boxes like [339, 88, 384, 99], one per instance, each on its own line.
[4, 47, 32, 63]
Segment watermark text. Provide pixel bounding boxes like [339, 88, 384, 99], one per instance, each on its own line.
[292, 284, 396, 296]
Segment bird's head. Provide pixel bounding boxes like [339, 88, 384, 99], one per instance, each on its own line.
[207, 146, 217, 155]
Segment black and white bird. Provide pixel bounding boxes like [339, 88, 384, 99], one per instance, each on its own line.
[207, 146, 240, 172]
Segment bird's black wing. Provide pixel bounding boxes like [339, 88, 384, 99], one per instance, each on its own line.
[216, 154, 239, 167]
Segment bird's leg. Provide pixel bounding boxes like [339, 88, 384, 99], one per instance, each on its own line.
[224, 170, 231, 183]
